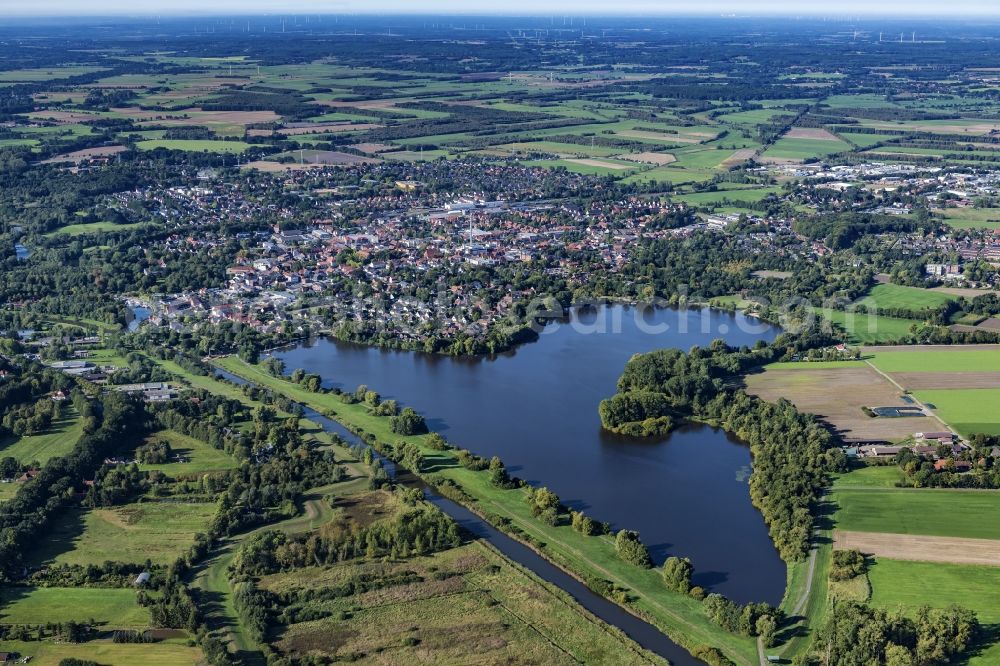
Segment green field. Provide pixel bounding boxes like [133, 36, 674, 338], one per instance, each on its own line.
[0, 483, 18, 503]
[869, 348, 1000, 373]
[0, 586, 148, 626]
[31, 502, 217, 567]
[814, 307, 917, 343]
[868, 558, 1000, 665]
[0, 640, 202, 666]
[833, 488, 1000, 540]
[46, 220, 149, 237]
[524, 158, 638, 176]
[136, 139, 254, 153]
[857, 283, 956, 311]
[914, 388, 1000, 437]
[0, 66, 108, 82]
[831, 465, 904, 489]
[137, 429, 238, 477]
[763, 137, 851, 161]
[673, 186, 780, 207]
[938, 207, 1000, 229]
[0, 405, 82, 464]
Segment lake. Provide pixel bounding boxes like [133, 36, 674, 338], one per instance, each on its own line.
[275, 304, 786, 605]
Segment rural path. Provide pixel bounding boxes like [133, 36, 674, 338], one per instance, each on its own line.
[761, 528, 821, 665]
[863, 360, 952, 433]
[791, 538, 819, 618]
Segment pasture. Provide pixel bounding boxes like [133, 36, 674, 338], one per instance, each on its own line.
[831, 465, 904, 489]
[0, 405, 82, 464]
[0, 640, 203, 666]
[913, 388, 1000, 436]
[832, 487, 1000, 540]
[856, 283, 955, 311]
[136, 430, 238, 477]
[0, 587, 147, 626]
[813, 307, 916, 344]
[135, 139, 254, 153]
[31, 501, 217, 567]
[867, 558, 1000, 666]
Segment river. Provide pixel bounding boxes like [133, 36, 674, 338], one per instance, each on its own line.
[273, 304, 786, 607]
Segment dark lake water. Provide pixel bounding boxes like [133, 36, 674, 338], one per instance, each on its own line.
[212, 374, 702, 664]
[275, 304, 786, 606]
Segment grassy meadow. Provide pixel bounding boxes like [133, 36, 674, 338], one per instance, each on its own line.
[137, 429, 238, 477]
[0, 586, 147, 626]
[0, 405, 82, 464]
[31, 502, 217, 567]
[832, 488, 1000, 540]
[914, 388, 1000, 437]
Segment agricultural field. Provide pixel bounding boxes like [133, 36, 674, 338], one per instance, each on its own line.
[0, 640, 203, 666]
[912, 388, 1000, 437]
[831, 487, 1000, 540]
[937, 207, 1000, 229]
[830, 452, 1000, 665]
[744, 362, 940, 441]
[862, 346, 1000, 436]
[0, 587, 148, 626]
[867, 559, 1000, 656]
[812, 307, 917, 344]
[761, 132, 852, 163]
[749, 345, 1000, 439]
[867, 346, 1000, 374]
[845, 535, 1000, 665]
[30, 501, 218, 567]
[135, 139, 255, 153]
[856, 283, 956, 312]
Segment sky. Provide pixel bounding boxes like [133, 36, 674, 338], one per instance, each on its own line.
[5, 0, 1000, 17]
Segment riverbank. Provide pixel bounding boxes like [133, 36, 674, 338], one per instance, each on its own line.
[212, 355, 764, 666]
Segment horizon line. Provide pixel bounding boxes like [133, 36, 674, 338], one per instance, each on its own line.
[6, 11, 1000, 19]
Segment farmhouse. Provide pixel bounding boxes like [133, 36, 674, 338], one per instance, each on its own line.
[934, 459, 973, 472]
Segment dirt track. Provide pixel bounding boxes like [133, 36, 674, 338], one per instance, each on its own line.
[834, 530, 1000, 566]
